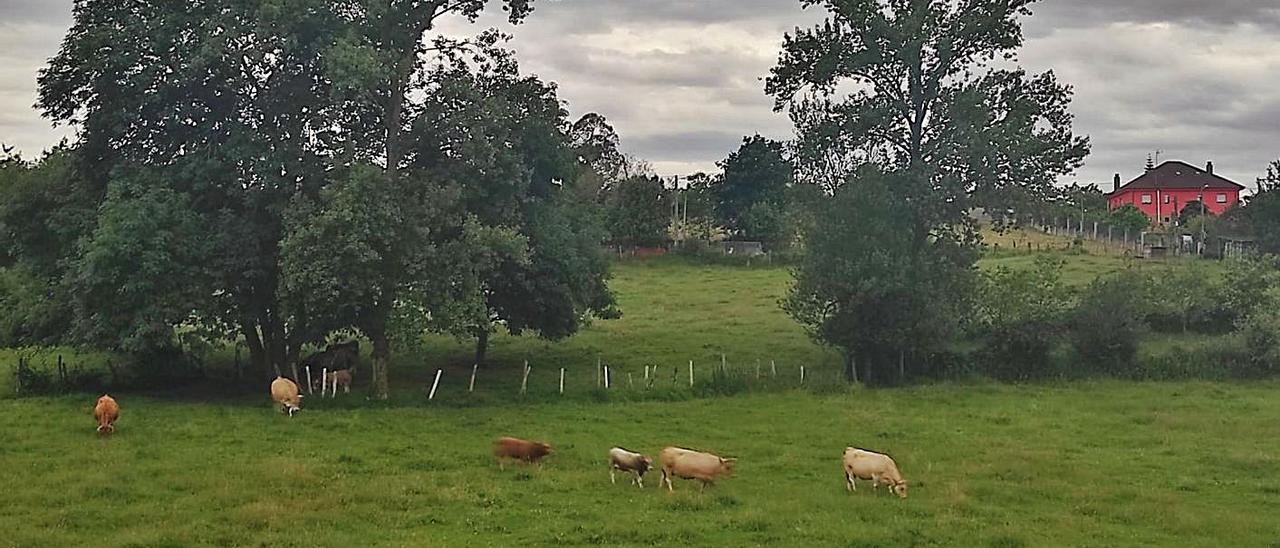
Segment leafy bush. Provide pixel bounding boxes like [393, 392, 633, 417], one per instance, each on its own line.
[975, 256, 1073, 380]
[1069, 270, 1149, 374]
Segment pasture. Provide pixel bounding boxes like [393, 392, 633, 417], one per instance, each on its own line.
[3, 240, 1272, 546]
[4, 382, 1279, 546]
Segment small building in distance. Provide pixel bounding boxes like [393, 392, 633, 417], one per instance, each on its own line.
[1106, 161, 1244, 225]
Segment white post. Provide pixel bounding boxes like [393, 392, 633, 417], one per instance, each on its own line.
[521, 362, 530, 394]
[771, 360, 777, 377]
[628, 373, 633, 388]
[469, 363, 478, 392]
[305, 366, 313, 395]
[322, 368, 328, 398]
[688, 360, 694, 387]
[559, 368, 565, 395]
[331, 375, 338, 397]
[800, 366, 806, 385]
[644, 365, 650, 380]
[755, 360, 760, 379]
[428, 369, 442, 400]
[604, 366, 610, 389]
[721, 353, 726, 373]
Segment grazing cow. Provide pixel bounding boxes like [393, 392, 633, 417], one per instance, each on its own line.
[270, 377, 303, 417]
[493, 437, 553, 470]
[843, 447, 908, 498]
[608, 447, 653, 488]
[299, 340, 359, 381]
[658, 446, 736, 492]
[314, 368, 353, 394]
[93, 395, 119, 435]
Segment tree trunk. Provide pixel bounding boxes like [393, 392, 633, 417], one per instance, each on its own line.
[898, 349, 905, 384]
[371, 330, 391, 400]
[475, 330, 489, 366]
[845, 351, 859, 383]
[242, 323, 273, 382]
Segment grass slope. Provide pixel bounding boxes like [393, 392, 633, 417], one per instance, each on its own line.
[3, 382, 1278, 546]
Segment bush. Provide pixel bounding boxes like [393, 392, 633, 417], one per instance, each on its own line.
[975, 256, 1072, 380]
[1069, 270, 1149, 374]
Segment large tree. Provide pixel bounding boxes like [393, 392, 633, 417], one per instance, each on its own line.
[767, 0, 1089, 219]
[33, 0, 544, 398]
[405, 44, 618, 366]
[769, 0, 1086, 382]
[714, 135, 794, 243]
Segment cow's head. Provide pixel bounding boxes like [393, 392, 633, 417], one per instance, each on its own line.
[892, 480, 908, 498]
[719, 457, 737, 475]
[283, 403, 301, 417]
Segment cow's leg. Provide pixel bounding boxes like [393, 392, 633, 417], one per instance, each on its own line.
[663, 469, 673, 492]
[610, 468, 616, 484]
[636, 473, 644, 488]
[846, 471, 854, 492]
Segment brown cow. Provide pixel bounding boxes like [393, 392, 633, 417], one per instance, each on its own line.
[270, 377, 302, 417]
[608, 447, 653, 488]
[93, 395, 119, 435]
[843, 447, 908, 498]
[658, 446, 736, 492]
[493, 437, 553, 470]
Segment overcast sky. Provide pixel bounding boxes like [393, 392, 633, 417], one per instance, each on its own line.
[2, 0, 1278, 188]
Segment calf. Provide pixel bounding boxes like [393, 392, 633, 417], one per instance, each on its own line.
[608, 447, 653, 488]
[312, 368, 353, 394]
[843, 447, 908, 498]
[93, 394, 119, 435]
[658, 446, 736, 492]
[493, 436, 553, 470]
[270, 377, 303, 417]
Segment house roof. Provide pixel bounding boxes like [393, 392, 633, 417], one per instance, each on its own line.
[1108, 161, 1245, 196]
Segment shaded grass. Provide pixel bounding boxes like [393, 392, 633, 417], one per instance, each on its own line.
[3, 382, 1279, 546]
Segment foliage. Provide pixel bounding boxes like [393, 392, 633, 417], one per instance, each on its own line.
[1108, 204, 1151, 235]
[767, 0, 1089, 218]
[713, 135, 794, 243]
[1243, 185, 1280, 255]
[784, 170, 976, 385]
[1236, 296, 1280, 377]
[1069, 270, 1149, 372]
[607, 176, 670, 248]
[975, 256, 1072, 379]
[1145, 261, 1227, 333]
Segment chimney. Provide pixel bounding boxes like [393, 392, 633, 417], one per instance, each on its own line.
[1206, 161, 1214, 175]
[1113, 173, 1121, 193]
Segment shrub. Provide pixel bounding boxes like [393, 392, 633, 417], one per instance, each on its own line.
[1069, 270, 1149, 374]
[975, 256, 1072, 380]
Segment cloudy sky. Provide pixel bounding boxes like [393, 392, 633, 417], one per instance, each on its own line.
[2, 0, 1278, 188]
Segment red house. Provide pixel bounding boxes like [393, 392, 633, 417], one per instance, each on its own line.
[1106, 161, 1244, 224]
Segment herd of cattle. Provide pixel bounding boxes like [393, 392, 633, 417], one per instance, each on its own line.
[89, 341, 910, 498]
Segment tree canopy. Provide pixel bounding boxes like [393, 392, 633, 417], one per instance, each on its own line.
[18, 0, 623, 398]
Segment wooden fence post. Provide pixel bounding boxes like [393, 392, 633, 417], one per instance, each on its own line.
[559, 368, 565, 395]
[800, 366, 806, 385]
[469, 363, 478, 392]
[305, 366, 313, 395]
[604, 365, 611, 389]
[321, 368, 328, 398]
[688, 360, 694, 387]
[771, 360, 777, 377]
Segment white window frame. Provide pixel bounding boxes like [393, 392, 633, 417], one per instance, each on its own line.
[1141, 194, 1152, 204]
[1164, 195, 1172, 204]
[1216, 193, 1228, 204]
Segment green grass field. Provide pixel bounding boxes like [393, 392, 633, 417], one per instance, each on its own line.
[4, 383, 1279, 546]
[4, 239, 1273, 546]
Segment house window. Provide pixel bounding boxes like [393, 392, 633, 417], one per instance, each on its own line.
[1141, 194, 1152, 204]
[1164, 195, 1172, 204]
[1217, 193, 1228, 204]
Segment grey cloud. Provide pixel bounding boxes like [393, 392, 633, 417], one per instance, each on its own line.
[2, 0, 1279, 184]
[1029, 0, 1280, 32]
